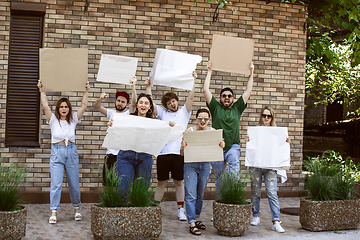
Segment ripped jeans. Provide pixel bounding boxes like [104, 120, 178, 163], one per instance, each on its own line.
[250, 167, 280, 222]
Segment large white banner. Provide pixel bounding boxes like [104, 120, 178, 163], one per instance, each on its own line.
[96, 54, 138, 85]
[149, 48, 202, 90]
[183, 129, 223, 162]
[102, 114, 185, 157]
[245, 126, 290, 170]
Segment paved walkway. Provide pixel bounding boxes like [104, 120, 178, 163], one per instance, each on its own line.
[23, 198, 360, 240]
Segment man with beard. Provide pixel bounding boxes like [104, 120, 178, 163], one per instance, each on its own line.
[145, 71, 196, 221]
[203, 61, 254, 197]
[93, 77, 136, 186]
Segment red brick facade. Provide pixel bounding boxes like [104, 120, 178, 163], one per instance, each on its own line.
[0, 0, 306, 200]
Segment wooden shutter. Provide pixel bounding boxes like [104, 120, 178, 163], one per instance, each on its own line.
[5, 3, 45, 147]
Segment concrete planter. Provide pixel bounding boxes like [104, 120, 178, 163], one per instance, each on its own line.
[91, 204, 162, 240]
[300, 198, 360, 231]
[0, 206, 27, 240]
[213, 201, 252, 237]
[352, 182, 360, 199]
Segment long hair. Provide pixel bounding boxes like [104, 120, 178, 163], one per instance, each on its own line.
[132, 93, 154, 118]
[257, 106, 276, 126]
[55, 98, 73, 124]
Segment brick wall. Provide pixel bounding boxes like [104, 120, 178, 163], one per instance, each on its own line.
[0, 0, 306, 197]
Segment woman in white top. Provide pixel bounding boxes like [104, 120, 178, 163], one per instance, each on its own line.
[181, 108, 225, 235]
[37, 80, 90, 224]
[248, 106, 290, 233]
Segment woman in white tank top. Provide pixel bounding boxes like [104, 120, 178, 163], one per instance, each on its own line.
[181, 108, 225, 235]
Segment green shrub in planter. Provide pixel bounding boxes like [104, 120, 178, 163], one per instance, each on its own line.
[0, 158, 28, 239]
[0, 158, 28, 211]
[300, 150, 360, 231]
[97, 162, 155, 207]
[303, 151, 355, 201]
[97, 162, 126, 207]
[218, 171, 250, 205]
[213, 171, 252, 237]
[92, 162, 161, 240]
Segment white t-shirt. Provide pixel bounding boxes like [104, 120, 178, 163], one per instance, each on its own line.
[106, 109, 129, 155]
[156, 104, 191, 155]
[48, 112, 80, 144]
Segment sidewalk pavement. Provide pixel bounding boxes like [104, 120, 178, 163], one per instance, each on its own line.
[23, 197, 360, 240]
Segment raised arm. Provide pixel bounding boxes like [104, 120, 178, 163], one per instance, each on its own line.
[37, 80, 52, 122]
[77, 82, 90, 120]
[93, 92, 108, 116]
[185, 71, 197, 113]
[145, 77, 158, 116]
[203, 61, 213, 105]
[242, 62, 254, 104]
[129, 76, 137, 114]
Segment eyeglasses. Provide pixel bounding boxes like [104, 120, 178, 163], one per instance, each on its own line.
[197, 117, 209, 122]
[221, 94, 233, 98]
[261, 114, 272, 119]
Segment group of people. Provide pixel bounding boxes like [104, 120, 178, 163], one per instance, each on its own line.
[38, 61, 289, 235]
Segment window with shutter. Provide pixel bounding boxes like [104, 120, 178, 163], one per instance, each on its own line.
[5, 2, 45, 147]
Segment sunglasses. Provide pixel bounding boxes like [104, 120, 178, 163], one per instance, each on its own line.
[221, 94, 233, 98]
[262, 114, 272, 119]
[197, 117, 209, 122]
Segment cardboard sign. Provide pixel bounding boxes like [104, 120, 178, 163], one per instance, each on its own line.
[183, 129, 223, 162]
[210, 34, 254, 75]
[39, 48, 88, 92]
[96, 54, 138, 85]
[149, 48, 202, 90]
[245, 126, 290, 170]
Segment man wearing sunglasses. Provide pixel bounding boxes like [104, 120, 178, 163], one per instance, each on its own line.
[203, 61, 254, 196]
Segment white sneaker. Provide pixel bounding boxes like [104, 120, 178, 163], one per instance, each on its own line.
[178, 208, 187, 221]
[250, 216, 260, 226]
[74, 206, 82, 221]
[272, 221, 285, 233]
[49, 210, 57, 224]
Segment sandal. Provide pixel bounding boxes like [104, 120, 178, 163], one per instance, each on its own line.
[195, 221, 206, 230]
[74, 207, 82, 221]
[189, 226, 201, 235]
[49, 210, 57, 224]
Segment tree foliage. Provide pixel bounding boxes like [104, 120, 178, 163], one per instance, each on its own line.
[202, 0, 360, 117]
[304, 0, 360, 116]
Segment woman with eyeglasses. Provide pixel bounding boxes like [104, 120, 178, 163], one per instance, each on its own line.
[180, 108, 225, 235]
[247, 106, 290, 233]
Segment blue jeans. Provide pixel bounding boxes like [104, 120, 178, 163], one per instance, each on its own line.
[50, 143, 81, 210]
[117, 150, 153, 202]
[184, 162, 211, 224]
[250, 167, 280, 222]
[211, 144, 241, 197]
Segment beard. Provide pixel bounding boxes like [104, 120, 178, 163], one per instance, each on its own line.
[115, 104, 126, 112]
[220, 100, 233, 108]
